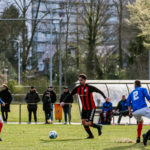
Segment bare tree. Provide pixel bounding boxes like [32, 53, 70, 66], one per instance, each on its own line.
[13, 0, 49, 72]
[81, 0, 111, 79]
[112, 0, 134, 69]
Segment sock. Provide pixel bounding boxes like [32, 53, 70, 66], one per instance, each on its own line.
[0, 122, 3, 133]
[84, 126, 93, 137]
[137, 123, 143, 138]
[91, 123, 100, 129]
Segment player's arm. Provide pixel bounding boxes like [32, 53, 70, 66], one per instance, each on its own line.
[89, 85, 107, 99]
[127, 94, 132, 116]
[143, 88, 150, 101]
[60, 87, 78, 106]
[0, 99, 5, 107]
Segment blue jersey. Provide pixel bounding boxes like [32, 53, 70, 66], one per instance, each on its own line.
[102, 102, 113, 112]
[127, 87, 150, 112]
[0, 99, 4, 104]
[120, 100, 128, 111]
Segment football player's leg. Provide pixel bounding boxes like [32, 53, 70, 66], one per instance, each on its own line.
[82, 111, 94, 139]
[0, 116, 3, 141]
[133, 110, 143, 143]
[142, 107, 150, 146]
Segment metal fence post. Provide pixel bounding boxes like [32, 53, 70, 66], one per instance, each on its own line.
[19, 104, 21, 124]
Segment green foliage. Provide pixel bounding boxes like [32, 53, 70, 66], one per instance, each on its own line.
[0, 4, 21, 71]
[7, 80, 23, 94]
[127, 0, 150, 46]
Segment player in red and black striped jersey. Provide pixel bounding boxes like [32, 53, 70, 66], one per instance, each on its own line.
[60, 74, 109, 139]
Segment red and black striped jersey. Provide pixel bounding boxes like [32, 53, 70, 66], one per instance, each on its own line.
[63, 84, 106, 110]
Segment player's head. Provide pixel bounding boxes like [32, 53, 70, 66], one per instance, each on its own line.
[122, 95, 126, 101]
[135, 80, 141, 88]
[79, 74, 87, 85]
[64, 86, 69, 92]
[30, 86, 35, 92]
[48, 86, 53, 91]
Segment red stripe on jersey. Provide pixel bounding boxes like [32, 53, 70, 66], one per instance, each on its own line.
[90, 93, 95, 109]
[85, 86, 90, 110]
[78, 86, 86, 110]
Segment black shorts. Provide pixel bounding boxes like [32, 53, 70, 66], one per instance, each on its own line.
[81, 109, 95, 121]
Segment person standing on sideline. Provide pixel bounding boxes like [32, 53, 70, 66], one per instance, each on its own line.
[0, 84, 12, 123]
[60, 86, 73, 124]
[25, 86, 40, 124]
[42, 92, 51, 124]
[43, 86, 56, 123]
[60, 74, 109, 139]
[0, 98, 5, 141]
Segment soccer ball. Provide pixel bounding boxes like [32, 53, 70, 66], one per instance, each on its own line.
[49, 131, 58, 139]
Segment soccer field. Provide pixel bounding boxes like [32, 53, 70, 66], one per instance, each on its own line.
[0, 125, 150, 150]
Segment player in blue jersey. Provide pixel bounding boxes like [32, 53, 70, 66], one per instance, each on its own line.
[0, 99, 5, 141]
[127, 80, 150, 146]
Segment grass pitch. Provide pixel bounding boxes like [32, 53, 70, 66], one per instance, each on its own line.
[1, 124, 150, 150]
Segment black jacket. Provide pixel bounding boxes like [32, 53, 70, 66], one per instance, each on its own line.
[42, 90, 56, 104]
[25, 91, 40, 110]
[60, 91, 73, 104]
[0, 88, 12, 112]
[42, 95, 51, 111]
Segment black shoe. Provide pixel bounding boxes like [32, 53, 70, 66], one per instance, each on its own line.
[143, 133, 148, 146]
[98, 124, 102, 136]
[85, 135, 94, 139]
[0, 138, 2, 141]
[136, 137, 140, 143]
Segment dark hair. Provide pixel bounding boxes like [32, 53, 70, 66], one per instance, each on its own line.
[79, 74, 87, 80]
[30, 86, 35, 89]
[135, 80, 141, 87]
[48, 86, 53, 88]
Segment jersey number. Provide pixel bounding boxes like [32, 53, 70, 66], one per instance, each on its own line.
[133, 91, 139, 101]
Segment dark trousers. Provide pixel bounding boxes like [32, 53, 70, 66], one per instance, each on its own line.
[100, 111, 112, 124]
[117, 110, 129, 124]
[2, 111, 8, 122]
[44, 110, 51, 123]
[63, 105, 71, 123]
[28, 110, 37, 122]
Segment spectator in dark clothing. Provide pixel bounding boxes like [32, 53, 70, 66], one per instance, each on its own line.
[60, 87, 73, 124]
[115, 95, 129, 124]
[43, 86, 56, 123]
[100, 99, 113, 124]
[25, 86, 40, 124]
[0, 84, 12, 123]
[42, 92, 51, 124]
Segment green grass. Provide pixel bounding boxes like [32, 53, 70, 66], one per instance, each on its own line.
[5, 103, 81, 123]
[1, 125, 150, 150]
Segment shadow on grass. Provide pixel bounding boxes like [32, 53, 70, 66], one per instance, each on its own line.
[40, 138, 83, 143]
[103, 143, 150, 150]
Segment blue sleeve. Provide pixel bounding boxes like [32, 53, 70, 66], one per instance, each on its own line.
[109, 103, 113, 110]
[102, 103, 105, 111]
[0, 99, 4, 104]
[127, 94, 131, 107]
[143, 88, 150, 101]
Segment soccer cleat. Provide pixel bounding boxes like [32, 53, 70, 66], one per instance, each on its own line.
[136, 137, 140, 143]
[0, 138, 2, 141]
[85, 135, 94, 139]
[143, 133, 148, 146]
[98, 124, 102, 136]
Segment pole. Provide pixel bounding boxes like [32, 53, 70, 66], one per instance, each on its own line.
[18, 42, 21, 85]
[59, 19, 62, 96]
[49, 8, 53, 86]
[149, 51, 150, 80]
